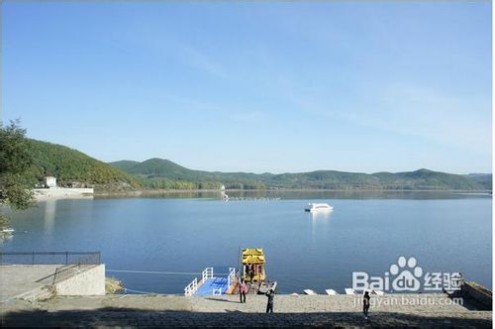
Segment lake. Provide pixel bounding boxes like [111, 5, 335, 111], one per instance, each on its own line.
[1, 191, 492, 294]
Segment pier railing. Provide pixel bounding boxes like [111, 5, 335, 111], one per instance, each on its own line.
[185, 267, 215, 296]
[227, 267, 236, 289]
[202, 267, 213, 282]
[0, 251, 101, 266]
[184, 277, 198, 296]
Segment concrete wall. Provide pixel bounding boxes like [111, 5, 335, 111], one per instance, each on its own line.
[461, 281, 492, 310]
[54, 264, 105, 296]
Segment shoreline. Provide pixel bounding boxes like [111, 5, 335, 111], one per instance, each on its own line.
[96, 188, 491, 196]
[31, 188, 491, 201]
[32, 188, 94, 201]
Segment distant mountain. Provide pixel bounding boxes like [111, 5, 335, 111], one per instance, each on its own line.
[465, 173, 492, 190]
[112, 158, 193, 177]
[22, 139, 490, 193]
[110, 158, 492, 191]
[372, 169, 488, 190]
[25, 140, 140, 192]
[110, 158, 265, 189]
[108, 160, 141, 173]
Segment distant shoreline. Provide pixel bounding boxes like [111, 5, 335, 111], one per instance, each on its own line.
[32, 187, 94, 201]
[31, 187, 491, 201]
[93, 188, 492, 198]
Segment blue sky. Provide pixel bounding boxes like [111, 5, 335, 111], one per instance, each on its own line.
[2, 2, 492, 174]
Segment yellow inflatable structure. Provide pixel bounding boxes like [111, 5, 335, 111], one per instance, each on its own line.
[241, 248, 266, 282]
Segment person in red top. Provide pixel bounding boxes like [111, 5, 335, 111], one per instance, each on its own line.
[239, 279, 248, 303]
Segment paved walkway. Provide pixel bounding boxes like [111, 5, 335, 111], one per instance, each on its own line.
[1, 294, 492, 327]
[0, 265, 59, 302]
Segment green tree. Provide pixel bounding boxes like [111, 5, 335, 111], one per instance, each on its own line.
[0, 121, 34, 225]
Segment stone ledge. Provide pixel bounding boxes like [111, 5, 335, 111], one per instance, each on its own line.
[461, 282, 492, 310]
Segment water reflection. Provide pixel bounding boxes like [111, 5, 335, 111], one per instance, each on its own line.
[309, 211, 332, 220]
[0, 232, 13, 243]
[0, 210, 14, 243]
[309, 211, 332, 237]
[43, 200, 57, 232]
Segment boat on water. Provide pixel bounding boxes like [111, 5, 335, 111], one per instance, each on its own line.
[305, 203, 333, 212]
[303, 289, 318, 295]
[364, 289, 384, 296]
[345, 288, 384, 296]
[241, 248, 277, 295]
[1, 228, 14, 233]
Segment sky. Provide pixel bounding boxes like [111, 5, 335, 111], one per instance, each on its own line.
[1, 1, 492, 174]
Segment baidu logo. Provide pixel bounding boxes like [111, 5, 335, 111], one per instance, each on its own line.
[389, 256, 423, 292]
[352, 256, 462, 293]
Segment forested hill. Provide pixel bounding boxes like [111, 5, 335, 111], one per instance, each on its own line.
[110, 158, 492, 191]
[24, 140, 139, 191]
[22, 138, 490, 192]
[109, 158, 268, 189]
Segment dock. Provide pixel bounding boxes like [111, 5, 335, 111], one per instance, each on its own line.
[194, 277, 230, 296]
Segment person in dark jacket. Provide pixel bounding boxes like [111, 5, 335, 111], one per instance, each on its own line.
[363, 291, 370, 319]
[265, 289, 275, 313]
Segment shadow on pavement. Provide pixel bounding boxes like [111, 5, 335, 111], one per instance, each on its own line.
[204, 297, 240, 304]
[1, 308, 492, 328]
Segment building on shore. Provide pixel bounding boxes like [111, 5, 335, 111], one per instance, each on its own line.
[45, 176, 57, 188]
[33, 176, 94, 200]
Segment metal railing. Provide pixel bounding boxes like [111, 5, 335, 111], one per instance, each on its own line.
[202, 267, 213, 282]
[185, 267, 215, 296]
[51, 263, 98, 285]
[227, 267, 236, 289]
[184, 277, 198, 296]
[0, 251, 101, 266]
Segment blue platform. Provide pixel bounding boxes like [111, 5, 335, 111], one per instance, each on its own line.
[195, 277, 229, 296]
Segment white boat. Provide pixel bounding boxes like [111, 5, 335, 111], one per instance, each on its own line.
[258, 281, 278, 295]
[345, 288, 356, 295]
[362, 288, 384, 296]
[303, 289, 318, 295]
[325, 289, 338, 295]
[305, 203, 333, 212]
[1, 228, 14, 233]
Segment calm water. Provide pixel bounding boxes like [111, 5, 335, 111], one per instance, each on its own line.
[1, 192, 492, 294]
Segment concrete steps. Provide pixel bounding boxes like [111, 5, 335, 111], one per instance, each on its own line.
[14, 285, 55, 302]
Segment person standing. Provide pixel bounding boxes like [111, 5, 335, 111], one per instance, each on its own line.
[363, 291, 370, 319]
[239, 279, 247, 303]
[265, 289, 275, 313]
[249, 265, 255, 282]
